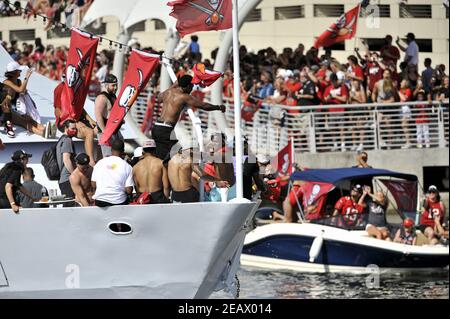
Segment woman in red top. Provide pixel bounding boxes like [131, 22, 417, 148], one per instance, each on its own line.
[419, 186, 446, 245]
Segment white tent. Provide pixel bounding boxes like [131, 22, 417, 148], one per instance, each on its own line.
[82, 0, 176, 31]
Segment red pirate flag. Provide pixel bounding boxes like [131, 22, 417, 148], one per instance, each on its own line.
[271, 141, 294, 175]
[167, 0, 232, 37]
[60, 28, 99, 124]
[301, 182, 335, 220]
[314, 4, 360, 49]
[99, 50, 160, 146]
[191, 63, 223, 87]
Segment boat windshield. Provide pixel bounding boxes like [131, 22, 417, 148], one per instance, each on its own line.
[310, 213, 370, 231]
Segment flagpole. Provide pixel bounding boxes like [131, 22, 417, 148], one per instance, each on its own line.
[232, 0, 244, 200]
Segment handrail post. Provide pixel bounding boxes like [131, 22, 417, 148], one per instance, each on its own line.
[309, 112, 317, 154]
[374, 108, 380, 151]
[438, 104, 446, 148]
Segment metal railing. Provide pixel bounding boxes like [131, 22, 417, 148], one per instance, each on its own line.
[130, 91, 449, 158]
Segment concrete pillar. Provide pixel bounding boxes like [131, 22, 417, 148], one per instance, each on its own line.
[112, 28, 131, 88]
[160, 28, 180, 92]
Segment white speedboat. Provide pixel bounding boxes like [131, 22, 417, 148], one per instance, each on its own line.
[0, 201, 259, 298]
[242, 168, 449, 274]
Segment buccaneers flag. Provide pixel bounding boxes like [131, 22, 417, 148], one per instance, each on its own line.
[314, 4, 360, 49]
[301, 182, 335, 220]
[168, 0, 232, 37]
[271, 141, 294, 175]
[99, 50, 160, 146]
[379, 179, 418, 214]
[60, 28, 99, 124]
[191, 63, 223, 87]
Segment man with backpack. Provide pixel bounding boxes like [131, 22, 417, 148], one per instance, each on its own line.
[56, 120, 78, 203]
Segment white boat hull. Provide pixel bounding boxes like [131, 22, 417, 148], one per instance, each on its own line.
[241, 223, 449, 274]
[0, 202, 259, 299]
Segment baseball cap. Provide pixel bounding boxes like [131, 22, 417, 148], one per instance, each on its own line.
[75, 153, 90, 166]
[6, 61, 27, 73]
[103, 74, 118, 84]
[320, 60, 331, 67]
[352, 184, 363, 193]
[403, 218, 414, 228]
[12, 150, 32, 161]
[428, 185, 438, 193]
[133, 147, 143, 159]
[143, 139, 156, 149]
[405, 32, 415, 40]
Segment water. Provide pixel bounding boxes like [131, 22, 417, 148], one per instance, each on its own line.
[212, 267, 449, 299]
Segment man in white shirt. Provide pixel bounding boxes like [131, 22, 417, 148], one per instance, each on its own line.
[396, 33, 419, 67]
[92, 140, 134, 207]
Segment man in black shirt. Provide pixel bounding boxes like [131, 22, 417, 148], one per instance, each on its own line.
[236, 138, 266, 201]
[0, 150, 36, 213]
[296, 71, 319, 107]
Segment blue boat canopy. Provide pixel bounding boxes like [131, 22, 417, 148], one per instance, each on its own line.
[291, 168, 418, 185]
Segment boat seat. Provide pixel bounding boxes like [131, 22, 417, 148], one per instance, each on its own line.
[415, 231, 430, 246]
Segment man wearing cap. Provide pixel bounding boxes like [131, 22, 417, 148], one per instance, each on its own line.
[0, 150, 37, 213]
[94, 74, 120, 157]
[69, 153, 94, 207]
[333, 184, 365, 226]
[54, 73, 97, 167]
[419, 185, 446, 245]
[92, 140, 134, 207]
[133, 139, 170, 204]
[152, 75, 226, 162]
[396, 33, 419, 67]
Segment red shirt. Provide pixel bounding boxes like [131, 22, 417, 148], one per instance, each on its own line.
[380, 45, 400, 66]
[324, 84, 348, 112]
[415, 104, 429, 124]
[335, 196, 364, 224]
[399, 88, 412, 102]
[420, 199, 445, 228]
[53, 82, 65, 126]
[288, 185, 304, 206]
[349, 65, 364, 80]
[285, 80, 301, 94]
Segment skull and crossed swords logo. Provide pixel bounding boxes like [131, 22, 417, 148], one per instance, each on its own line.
[66, 48, 91, 102]
[188, 0, 225, 26]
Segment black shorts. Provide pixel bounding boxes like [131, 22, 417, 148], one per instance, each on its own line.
[151, 190, 171, 204]
[172, 188, 200, 203]
[151, 124, 178, 161]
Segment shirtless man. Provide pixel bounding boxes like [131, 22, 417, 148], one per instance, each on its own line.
[69, 153, 94, 207]
[94, 74, 120, 157]
[152, 75, 226, 161]
[132, 140, 171, 204]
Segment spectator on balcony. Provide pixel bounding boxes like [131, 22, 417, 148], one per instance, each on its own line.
[396, 33, 419, 67]
[324, 73, 349, 152]
[415, 90, 431, 149]
[438, 76, 449, 102]
[296, 70, 319, 107]
[253, 71, 274, 101]
[266, 78, 286, 106]
[399, 79, 413, 149]
[293, 43, 307, 69]
[372, 69, 397, 149]
[346, 55, 364, 85]
[348, 78, 367, 152]
[380, 35, 401, 68]
[422, 58, 434, 95]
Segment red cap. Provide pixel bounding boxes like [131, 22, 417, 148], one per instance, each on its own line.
[403, 218, 414, 228]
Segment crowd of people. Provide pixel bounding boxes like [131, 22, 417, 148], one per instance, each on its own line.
[0, 0, 94, 30]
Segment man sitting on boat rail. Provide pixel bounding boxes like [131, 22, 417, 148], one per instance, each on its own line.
[333, 184, 366, 227]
